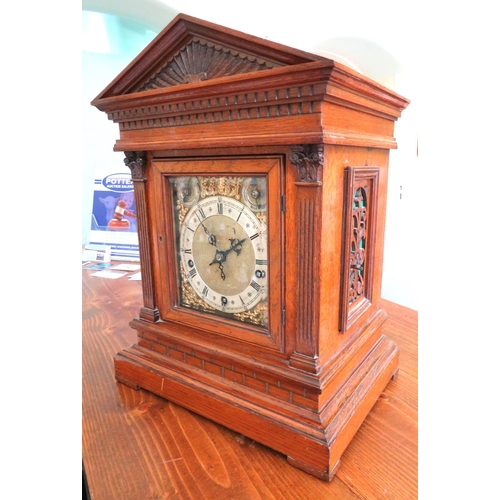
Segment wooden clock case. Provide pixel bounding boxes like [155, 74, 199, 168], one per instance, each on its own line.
[91, 14, 409, 481]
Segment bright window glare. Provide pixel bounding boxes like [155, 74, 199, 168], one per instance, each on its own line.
[82, 11, 110, 54]
[82, 11, 158, 56]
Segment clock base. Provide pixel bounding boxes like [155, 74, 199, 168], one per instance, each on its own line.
[114, 327, 398, 481]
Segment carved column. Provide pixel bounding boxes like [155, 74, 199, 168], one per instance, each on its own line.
[124, 151, 159, 322]
[288, 145, 324, 373]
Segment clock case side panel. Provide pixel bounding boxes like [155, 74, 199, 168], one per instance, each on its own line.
[325, 145, 390, 350]
[315, 145, 398, 408]
[144, 155, 285, 357]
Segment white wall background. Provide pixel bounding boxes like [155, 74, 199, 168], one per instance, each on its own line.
[82, 0, 418, 310]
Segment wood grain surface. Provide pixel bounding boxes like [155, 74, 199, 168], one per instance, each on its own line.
[82, 267, 417, 499]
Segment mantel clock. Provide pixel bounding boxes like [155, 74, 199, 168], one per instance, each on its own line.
[92, 14, 409, 481]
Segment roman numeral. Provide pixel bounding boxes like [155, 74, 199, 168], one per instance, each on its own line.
[250, 280, 261, 291]
[183, 248, 192, 254]
[250, 233, 259, 241]
[217, 202, 223, 214]
[197, 208, 206, 219]
[256, 259, 267, 266]
[189, 268, 197, 278]
[202, 285, 209, 296]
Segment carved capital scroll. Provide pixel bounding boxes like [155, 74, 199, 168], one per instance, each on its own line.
[290, 145, 324, 184]
[124, 151, 147, 180]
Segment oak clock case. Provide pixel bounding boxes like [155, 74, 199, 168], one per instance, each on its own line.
[153, 157, 282, 350]
[91, 12, 409, 483]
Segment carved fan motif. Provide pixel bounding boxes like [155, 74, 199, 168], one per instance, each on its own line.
[138, 38, 281, 90]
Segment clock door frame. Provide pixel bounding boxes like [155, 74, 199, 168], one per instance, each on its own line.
[151, 155, 284, 352]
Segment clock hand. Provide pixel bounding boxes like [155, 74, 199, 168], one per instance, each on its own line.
[209, 236, 249, 279]
[209, 246, 235, 280]
[199, 219, 217, 247]
[229, 237, 247, 256]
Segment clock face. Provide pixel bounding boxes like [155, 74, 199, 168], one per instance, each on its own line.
[172, 176, 268, 328]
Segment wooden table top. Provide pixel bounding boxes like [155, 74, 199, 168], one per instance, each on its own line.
[82, 265, 418, 499]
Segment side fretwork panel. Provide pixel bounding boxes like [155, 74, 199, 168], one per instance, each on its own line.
[339, 166, 380, 332]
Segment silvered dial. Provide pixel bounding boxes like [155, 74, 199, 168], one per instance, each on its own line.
[179, 195, 267, 313]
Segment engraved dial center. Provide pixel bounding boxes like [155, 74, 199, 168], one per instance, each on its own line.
[193, 214, 255, 296]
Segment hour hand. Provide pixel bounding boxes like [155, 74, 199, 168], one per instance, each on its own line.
[229, 237, 246, 256]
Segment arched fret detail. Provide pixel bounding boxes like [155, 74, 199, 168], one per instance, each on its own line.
[339, 167, 379, 332]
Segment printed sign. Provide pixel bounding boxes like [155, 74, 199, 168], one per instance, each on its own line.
[88, 171, 140, 261]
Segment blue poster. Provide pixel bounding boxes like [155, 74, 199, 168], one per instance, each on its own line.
[88, 171, 140, 261]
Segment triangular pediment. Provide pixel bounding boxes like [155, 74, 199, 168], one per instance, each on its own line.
[137, 37, 283, 91]
[94, 14, 326, 99]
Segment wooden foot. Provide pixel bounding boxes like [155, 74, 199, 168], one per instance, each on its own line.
[287, 456, 341, 481]
[115, 374, 141, 390]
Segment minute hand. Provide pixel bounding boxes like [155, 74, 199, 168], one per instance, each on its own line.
[199, 219, 217, 247]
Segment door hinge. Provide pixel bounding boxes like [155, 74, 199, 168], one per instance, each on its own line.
[281, 195, 286, 213]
